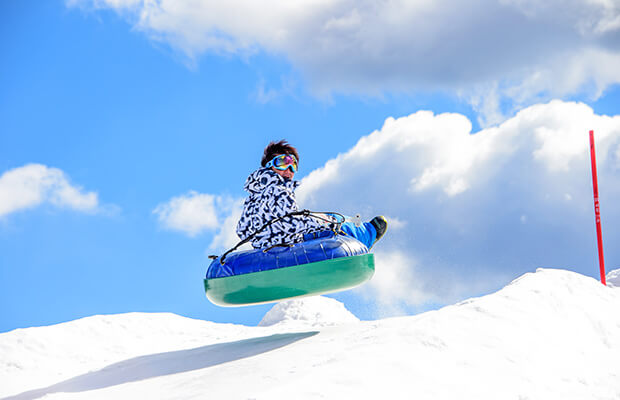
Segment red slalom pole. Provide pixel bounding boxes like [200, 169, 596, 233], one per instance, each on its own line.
[589, 130, 606, 285]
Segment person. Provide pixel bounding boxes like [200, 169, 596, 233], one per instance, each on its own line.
[236, 140, 387, 249]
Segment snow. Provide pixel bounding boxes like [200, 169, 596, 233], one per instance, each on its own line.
[258, 296, 359, 327]
[1, 268, 619, 400]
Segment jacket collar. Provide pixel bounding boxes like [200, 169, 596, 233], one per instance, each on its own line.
[244, 167, 300, 194]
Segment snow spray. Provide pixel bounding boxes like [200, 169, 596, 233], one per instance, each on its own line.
[589, 130, 606, 285]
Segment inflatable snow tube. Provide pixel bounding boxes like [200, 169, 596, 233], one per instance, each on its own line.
[204, 232, 374, 306]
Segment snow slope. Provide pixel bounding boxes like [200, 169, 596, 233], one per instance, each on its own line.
[1, 268, 620, 400]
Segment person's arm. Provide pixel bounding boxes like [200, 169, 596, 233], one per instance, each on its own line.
[236, 199, 252, 240]
[267, 185, 335, 237]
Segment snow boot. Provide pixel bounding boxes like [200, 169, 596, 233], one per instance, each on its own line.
[369, 216, 388, 248]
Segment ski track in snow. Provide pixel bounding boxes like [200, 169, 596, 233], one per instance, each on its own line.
[1, 268, 620, 400]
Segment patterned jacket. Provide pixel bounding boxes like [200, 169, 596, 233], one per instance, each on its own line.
[236, 168, 331, 249]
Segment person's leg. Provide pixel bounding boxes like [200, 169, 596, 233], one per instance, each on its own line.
[340, 221, 377, 249]
[340, 216, 388, 249]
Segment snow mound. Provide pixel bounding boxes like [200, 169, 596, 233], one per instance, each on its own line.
[2, 269, 620, 399]
[0, 312, 255, 398]
[607, 268, 620, 287]
[258, 296, 359, 327]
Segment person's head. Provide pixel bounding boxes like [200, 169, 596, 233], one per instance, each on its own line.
[261, 140, 299, 180]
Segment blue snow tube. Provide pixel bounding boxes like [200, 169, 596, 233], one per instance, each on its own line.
[204, 231, 375, 306]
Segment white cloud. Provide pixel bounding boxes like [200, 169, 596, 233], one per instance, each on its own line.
[206, 198, 247, 251]
[0, 164, 99, 218]
[299, 109, 510, 200]
[356, 250, 437, 308]
[299, 100, 620, 203]
[385, 216, 407, 230]
[153, 191, 246, 251]
[153, 191, 220, 236]
[69, 0, 620, 124]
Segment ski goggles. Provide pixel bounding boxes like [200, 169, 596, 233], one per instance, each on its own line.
[265, 154, 298, 172]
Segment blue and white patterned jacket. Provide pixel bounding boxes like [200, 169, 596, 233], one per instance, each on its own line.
[236, 168, 331, 249]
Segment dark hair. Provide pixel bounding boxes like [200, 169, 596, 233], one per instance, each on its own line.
[261, 140, 300, 167]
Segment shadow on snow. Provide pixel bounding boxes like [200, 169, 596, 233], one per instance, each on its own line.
[5, 331, 318, 400]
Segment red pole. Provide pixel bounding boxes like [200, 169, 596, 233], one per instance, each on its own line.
[589, 130, 606, 285]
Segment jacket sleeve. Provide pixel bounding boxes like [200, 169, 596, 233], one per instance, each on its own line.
[236, 197, 258, 241]
[265, 185, 334, 239]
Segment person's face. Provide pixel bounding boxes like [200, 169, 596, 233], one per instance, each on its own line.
[270, 153, 296, 180]
[272, 165, 295, 180]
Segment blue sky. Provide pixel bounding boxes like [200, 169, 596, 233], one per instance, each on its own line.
[2, 0, 620, 332]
